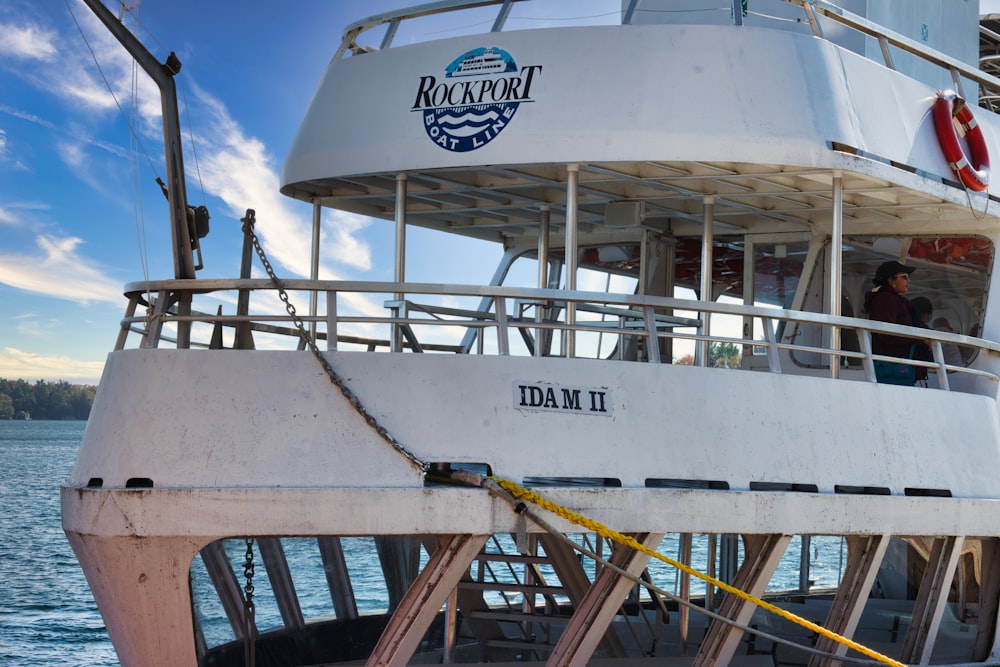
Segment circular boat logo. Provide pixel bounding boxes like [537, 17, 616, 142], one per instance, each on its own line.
[411, 47, 542, 152]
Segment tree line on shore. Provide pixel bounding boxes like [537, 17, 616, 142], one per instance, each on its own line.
[0, 378, 96, 420]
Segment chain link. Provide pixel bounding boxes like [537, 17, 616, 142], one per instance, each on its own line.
[243, 537, 256, 667]
[240, 211, 427, 474]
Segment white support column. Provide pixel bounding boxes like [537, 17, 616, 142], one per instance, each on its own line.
[565, 164, 580, 358]
[830, 172, 843, 378]
[536, 205, 551, 357]
[393, 173, 407, 353]
[310, 199, 322, 341]
[698, 197, 714, 367]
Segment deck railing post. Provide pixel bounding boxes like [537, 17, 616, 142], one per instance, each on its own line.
[565, 164, 580, 358]
[830, 172, 843, 379]
[393, 173, 408, 353]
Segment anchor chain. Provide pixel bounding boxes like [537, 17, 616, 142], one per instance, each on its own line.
[239, 210, 427, 474]
[243, 537, 256, 667]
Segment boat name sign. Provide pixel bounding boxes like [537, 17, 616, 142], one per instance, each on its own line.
[514, 381, 613, 417]
[411, 47, 542, 152]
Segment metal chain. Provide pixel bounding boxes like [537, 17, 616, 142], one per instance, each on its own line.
[240, 210, 427, 474]
[243, 537, 256, 667]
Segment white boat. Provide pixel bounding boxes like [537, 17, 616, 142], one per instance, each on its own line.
[62, 1, 1000, 665]
[448, 47, 512, 77]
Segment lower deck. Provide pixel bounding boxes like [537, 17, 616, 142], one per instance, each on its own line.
[63, 477, 1000, 667]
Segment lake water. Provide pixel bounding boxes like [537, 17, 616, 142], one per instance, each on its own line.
[0, 420, 118, 666]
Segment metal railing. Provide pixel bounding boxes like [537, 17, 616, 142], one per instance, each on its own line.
[333, 0, 1000, 101]
[117, 279, 1000, 396]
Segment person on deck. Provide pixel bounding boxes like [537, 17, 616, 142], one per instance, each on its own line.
[863, 261, 919, 383]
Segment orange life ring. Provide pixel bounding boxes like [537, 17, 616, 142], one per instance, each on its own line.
[932, 90, 990, 192]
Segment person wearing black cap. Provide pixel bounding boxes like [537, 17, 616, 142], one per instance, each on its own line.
[863, 260, 918, 382]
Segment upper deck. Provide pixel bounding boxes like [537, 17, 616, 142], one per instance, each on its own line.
[281, 0, 1000, 245]
[105, 1, 1000, 405]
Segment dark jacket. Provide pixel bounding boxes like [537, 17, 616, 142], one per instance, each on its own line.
[863, 287, 915, 359]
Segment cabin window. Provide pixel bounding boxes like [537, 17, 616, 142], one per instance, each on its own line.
[784, 236, 991, 370]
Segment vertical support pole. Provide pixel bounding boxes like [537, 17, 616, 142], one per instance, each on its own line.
[706, 534, 717, 612]
[639, 230, 649, 296]
[679, 533, 692, 655]
[742, 236, 756, 365]
[800, 535, 812, 593]
[236, 210, 256, 350]
[310, 199, 322, 341]
[830, 172, 843, 379]
[326, 291, 338, 352]
[536, 205, 550, 357]
[565, 164, 580, 358]
[698, 197, 714, 367]
[393, 173, 408, 353]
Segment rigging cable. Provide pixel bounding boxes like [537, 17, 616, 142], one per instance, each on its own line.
[64, 0, 162, 181]
[65, 0, 158, 313]
[179, 79, 208, 207]
[124, 4, 152, 313]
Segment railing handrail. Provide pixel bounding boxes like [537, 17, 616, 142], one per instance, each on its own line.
[332, 0, 1000, 99]
[120, 278, 1000, 395]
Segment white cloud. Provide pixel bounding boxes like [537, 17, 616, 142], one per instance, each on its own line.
[326, 211, 373, 270]
[0, 234, 123, 304]
[190, 85, 374, 279]
[0, 201, 49, 228]
[0, 347, 103, 384]
[0, 23, 58, 61]
[57, 141, 87, 169]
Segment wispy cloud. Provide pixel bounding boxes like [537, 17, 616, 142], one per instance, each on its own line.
[60, 4, 375, 281]
[190, 86, 374, 279]
[3, 2, 377, 314]
[0, 234, 123, 304]
[0, 347, 103, 384]
[0, 22, 58, 61]
[0, 201, 50, 228]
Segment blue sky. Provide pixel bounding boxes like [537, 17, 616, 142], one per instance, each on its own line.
[2, 0, 999, 385]
[0, 1, 619, 385]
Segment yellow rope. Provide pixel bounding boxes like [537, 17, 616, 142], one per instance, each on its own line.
[490, 476, 906, 667]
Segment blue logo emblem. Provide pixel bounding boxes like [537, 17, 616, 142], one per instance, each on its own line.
[411, 48, 542, 152]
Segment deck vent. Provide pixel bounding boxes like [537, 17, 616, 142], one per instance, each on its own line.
[904, 487, 952, 498]
[125, 477, 154, 488]
[424, 462, 492, 486]
[890, 160, 917, 174]
[523, 477, 622, 488]
[646, 478, 729, 490]
[833, 484, 892, 496]
[749, 482, 819, 493]
[829, 141, 858, 155]
[835, 485, 891, 495]
[86, 477, 103, 488]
